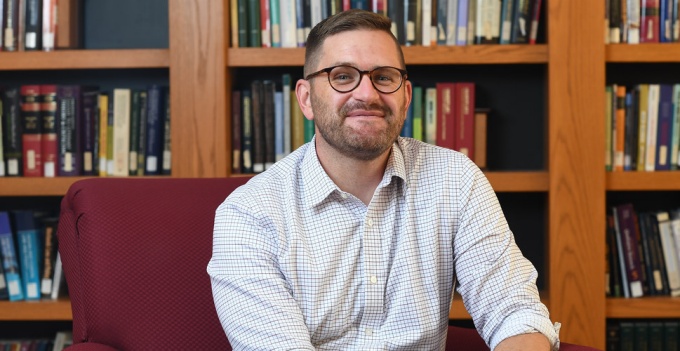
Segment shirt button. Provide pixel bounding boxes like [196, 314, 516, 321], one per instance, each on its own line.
[370, 275, 377, 284]
[365, 328, 373, 336]
[367, 219, 374, 227]
[341, 193, 348, 199]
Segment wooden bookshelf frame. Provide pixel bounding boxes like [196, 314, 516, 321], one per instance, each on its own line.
[0, 299, 72, 321]
[606, 43, 680, 63]
[0, 49, 169, 70]
[606, 172, 680, 191]
[607, 297, 680, 318]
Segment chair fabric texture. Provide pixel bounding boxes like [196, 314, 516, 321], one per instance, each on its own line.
[58, 177, 600, 351]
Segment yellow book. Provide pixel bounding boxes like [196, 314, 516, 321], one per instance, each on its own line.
[98, 93, 109, 177]
[290, 91, 305, 151]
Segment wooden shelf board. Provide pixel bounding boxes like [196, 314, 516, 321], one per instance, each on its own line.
[227, 45, 548, 67]
[484, 171, 549, 192]
[606, 172, 680, 191]
[606, 43, 680, 62]
[0, 49, 170, 70]
[0, 176, 174, 196]
[0, 299, 72, 321]
[607, 297, 680, 318]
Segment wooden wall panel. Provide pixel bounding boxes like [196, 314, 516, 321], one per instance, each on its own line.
[169, 0, 228, 177]
[548, 0, 606, 348]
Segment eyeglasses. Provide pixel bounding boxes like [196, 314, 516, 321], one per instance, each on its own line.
[304, 65, 408, 94]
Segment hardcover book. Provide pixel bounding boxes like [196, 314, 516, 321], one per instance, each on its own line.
[3, 88, 22, 176]
[454, 82, 475, 159]
[613, 203, 644, 298]
[40, 85, 58, 177]
[81, 87, 100, 176]
[162, 89, 172, 175]
[112, 88, 131, 177]
[145, 85, 166, 175]
[0, 211, 22, 301]
[251, 80, 265, 173]
[12, 211, 41, 300]
[232, 90, 242, 174]
[24, 0, 42, 50]
[242, 90, 254, 173]
[56, 85, 82, 176]
[655, 84, 673, 170]
[40, 217, 59, 299]
[263, 80, 276, 169]
[20, 85, 42, 177]
[435, 82, 456, 150]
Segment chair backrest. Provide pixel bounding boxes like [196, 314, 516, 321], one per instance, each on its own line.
[58, 177, 250, 351]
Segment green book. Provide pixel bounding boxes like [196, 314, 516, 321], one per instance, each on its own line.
[270, 0, 281, 47]
[238, 0, 249, 47]
[129, 90, 141, 176]
[304, 119, 314, 143]
[412, 86, 423, 141]
[247, 0, 261, 47]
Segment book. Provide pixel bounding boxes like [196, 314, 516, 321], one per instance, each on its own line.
[528, 0, 542, 44]
[12, 211, 41, 300]
[638, 212, 662, 295]
[237, 0, 249, 46]
[454, 82, 475, 159]
[626, 0, 641, 43]
[50, 251, 65, 300]
[610, 0, 622, 43]
[456, 0, 468, 45]
[510, 0, 530, 43]
[247, 0, 261, 47]
[0, 211, 23, 301]
[270, 0, 281, 47]
[24, 0, 42, 50]
[473, 108, 488, 169]
[435, 0, 449, 46]
[645, 84, 660, 172]
[435, 82, 455, 149]
[614, 85, 626, 171]
[145, 85, 166, 175]
[641, 0, 660, 42]
[56, 0, 82, 49]
[671, 84, 680, 170]
[3, 0, 19, 51]
[656, 211, 680, 296]
[56, 85, 82, 176]
[251, 80, 265, 172]
[605, 85, 613, 171]
[136, 90, 148, 176]
[40, 85, 58, 177]
[274, 91, 285, 161]
[412, 86, 423, 141]
[42, 0, 57, 51]
[613, 203, 644, 298]
[499, 0, 514, 44]
[232, 90, 242, 174]
[3, 88, 22, 176]
[655, 84, 673, 170]
[242, 90, 254, 173]
[81, 87, 99, 176]
[607, 215, 623, 297]
[20, 85, 42, 177]
[424, 87, 437, 144]
[0, 256, 7, 299]
[291, 91, 305, 150]
[112, 88, 131, 177]
[636, 84, 649, 171]
[263, 80, 276, 169]
[128, 90, 142, 176]
[282, 74, 292, 156]
[664, 321, 679, 350]
[161, 89, 171, 175]
[401, 95, 414, 138]
[647, 211, 671, 295]
[97, 93, 109, 176]
[623, 90, 638, 171]
[40, 217, 58, 299]
[260, 0, 271, 47]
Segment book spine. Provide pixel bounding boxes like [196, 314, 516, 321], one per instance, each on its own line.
[41, 0, 56, 51]
[528, 0, 542, 44]
[412, 86, 423, 141]
[290, 90, 305, 150]
[511, 0, 530, 43]
[645, 84, 660, 171]
[260, 0, 271, 47]
[12, 211, 41, 300]
[270, 0, 281, 47]
[274, 91, 285, 161]
[641, 0, 661, 42]
[627, 0, 641, 43]
[20, 85, 42, 177]
[671, 84, 680, 170]
[0, 248, 7, 299]
[655, 84, 673, 170]
[24, 0, 41, 50]
[3, 88, 22, 176]
[247, 0, 261, 47]
[40, 218, 58, 299]
[237, 0, 249, 46]
[3, 0, 19, 51]
[424, 87, 437, 144]
[656, 211, 680, 296]
[128, 90, 141, 176]
[241, 90, 254, 173]
[466, 0, 476, 45]
[435, 82, 455, 149]
[97, 93, 109, 176]
[456, 0, 468, 45]
[279, 0, 297, 47]
[56, 85, 81, 176]
[421, 0, 432, 46]
[613, 204, 644, 298]
[81, 88, 99, 176]
[638, 213, 660, 295]
[455, 82, 475, 160]
[56, 0, 82, 49]
[251, 80, 265, 173]
[145, 86, 165, 175]
[0, 211, 23, 301]
[162, 89, 171, 175]
[232, 90, 242, 174]
[282, 74, 292, 155]
[231, 0, 239, 47]
[263, 80, 276, 169]
[137, 91, 148, 176]
[637, 84, 649, 170]
[401, 96, 413, 138]
[444, 0, 458, 46]
[614, 85, 626, 171]
[112, 89, 131, 176]
[623, 90, 637, 171]
[499, 0, 514, 43]
[406, 0, 419, 46]
[388, 0, 406, 45]
[473, 108, 488, 169]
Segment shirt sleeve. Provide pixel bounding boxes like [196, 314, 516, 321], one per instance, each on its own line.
[452, 161, 560, 351]
[207, 200, 316, 351]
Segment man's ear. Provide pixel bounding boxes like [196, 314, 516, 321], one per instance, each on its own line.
[295, 79, 314, 121]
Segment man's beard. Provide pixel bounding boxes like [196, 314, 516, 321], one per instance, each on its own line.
[311, 98, 405, 161]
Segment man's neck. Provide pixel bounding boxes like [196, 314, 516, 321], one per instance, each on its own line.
[315, 138, 391, 206]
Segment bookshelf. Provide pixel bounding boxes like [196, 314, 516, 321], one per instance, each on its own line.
[15, 0, 680, 349]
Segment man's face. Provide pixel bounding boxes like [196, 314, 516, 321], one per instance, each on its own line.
[305, 30, 412, 161]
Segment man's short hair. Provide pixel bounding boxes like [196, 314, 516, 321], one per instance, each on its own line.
[304, 9, 406, 76]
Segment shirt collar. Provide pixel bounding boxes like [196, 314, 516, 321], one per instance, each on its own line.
[301, 137, 410, 209]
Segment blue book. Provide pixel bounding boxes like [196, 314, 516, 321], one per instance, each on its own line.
[671, 84, 680, 170]
[274, 91, 284, 161]
[12, 211, 41, 301]
[656, 84, 674, 170]
[145, 85, 167, 175]
[0, 211, 24, 301]
[499, 0, 514, 44]
[456, 0, 469, 45]
[660, 0, 671, 42]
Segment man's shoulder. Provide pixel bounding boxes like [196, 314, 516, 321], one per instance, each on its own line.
[397, 137, 474, 171]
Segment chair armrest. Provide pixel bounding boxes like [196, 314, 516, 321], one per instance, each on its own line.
[65, 343, 120, 351]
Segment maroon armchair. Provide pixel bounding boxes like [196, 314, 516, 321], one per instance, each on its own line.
[58, 178, 599, 351]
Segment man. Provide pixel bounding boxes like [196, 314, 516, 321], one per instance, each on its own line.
[208, 9, 560, 350]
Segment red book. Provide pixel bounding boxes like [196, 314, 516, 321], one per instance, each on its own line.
[20, 85, 42, 177]
[435, 82, 455, 149]
[260, 0, 271, 47]
[454, 82, 476, 160]
[40, 85, 58, 177]
[640, 0, 660, 43]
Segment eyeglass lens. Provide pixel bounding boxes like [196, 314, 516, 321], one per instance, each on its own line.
[328, 66, 403, 93]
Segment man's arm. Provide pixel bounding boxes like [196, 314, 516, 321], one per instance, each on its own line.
[495, 332, 550, 351]
[453, 161, 559, 351]
[208, 201, 315, 350]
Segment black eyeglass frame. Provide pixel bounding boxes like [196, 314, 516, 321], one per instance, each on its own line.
[304, 65, 409, 94]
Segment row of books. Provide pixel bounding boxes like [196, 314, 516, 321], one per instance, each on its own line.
[231, 75, 486, 174]
[231, 0, 543, 48]
[0, 331, 72, 351]
[607, 319, 679, 351]
[0, 0, 80, 52]
[605, 84, 680, 172]
[605, 0, 680, 44]
[0, 211, 67, 302]
[0, 85, 171, 178]
[606, 203, 680, 298]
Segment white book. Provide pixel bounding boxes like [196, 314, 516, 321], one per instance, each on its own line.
[645, 84, 660, 172]
[626, 0, 641, 43]
[279, 0, 297, 48]
[446, 0, 459, 45]
[422, 0, 432, 46]
[467, 0, 476, 44]
[656, 211, 680, 297]
[310, 0, 323, 28]
[424, 88, 437, 145]
[112, 89, 131, 177]
[50, 252, 63, 300]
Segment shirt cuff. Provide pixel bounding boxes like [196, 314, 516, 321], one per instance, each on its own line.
[489, 314, 561, 351]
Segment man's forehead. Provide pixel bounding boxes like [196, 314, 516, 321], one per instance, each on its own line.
[317, 30, 401, 67]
